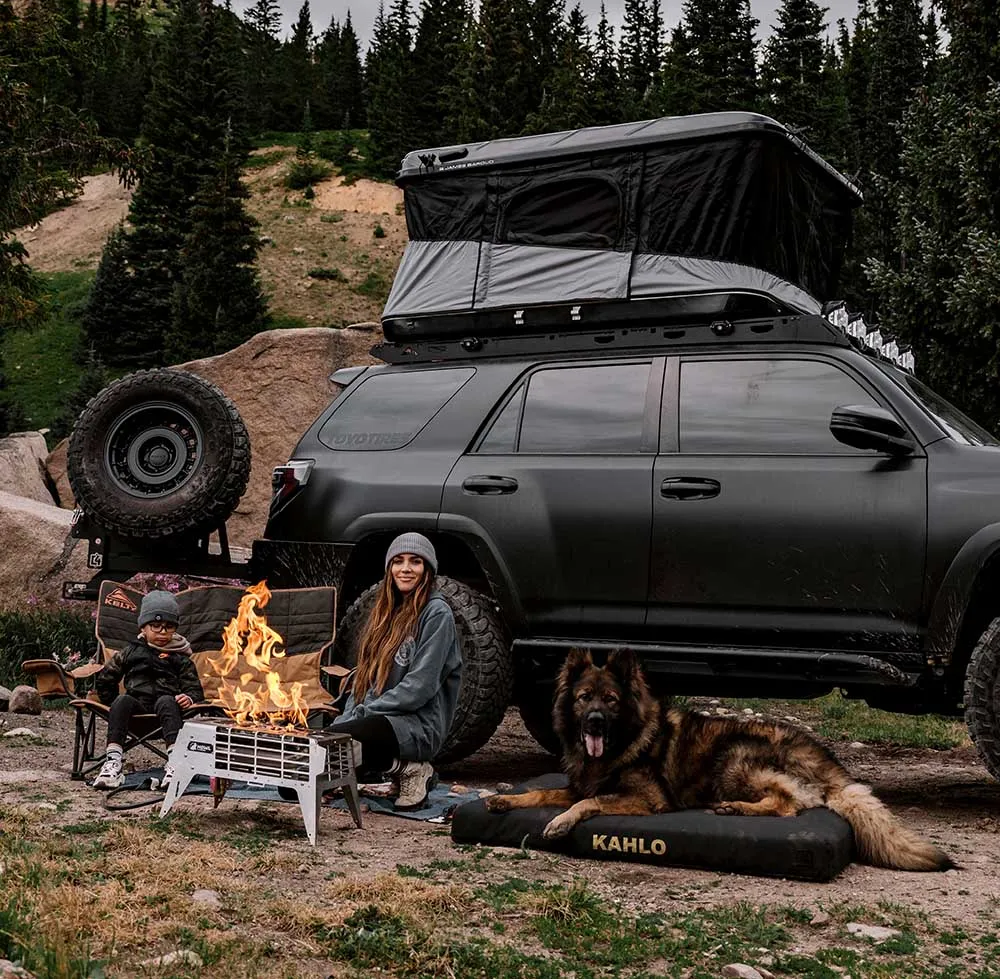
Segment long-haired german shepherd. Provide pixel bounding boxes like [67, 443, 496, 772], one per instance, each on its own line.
[487, 649, 953, 871]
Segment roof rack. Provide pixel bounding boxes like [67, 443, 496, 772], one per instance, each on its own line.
[373, 313, 849, 365]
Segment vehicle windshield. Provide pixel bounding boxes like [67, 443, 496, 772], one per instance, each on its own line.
[876, 362, 1000, 446]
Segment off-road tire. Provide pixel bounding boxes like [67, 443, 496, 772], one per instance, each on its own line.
[518, 699, 560, 755]
[333, 576, 513, 763]
[67, 369, 251, 540]
[964, 617, 1000, 780]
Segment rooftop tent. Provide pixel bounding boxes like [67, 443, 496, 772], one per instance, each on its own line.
[383, 113, 863, 342]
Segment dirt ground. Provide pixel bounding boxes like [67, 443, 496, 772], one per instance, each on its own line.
[2, 704, 998, 932]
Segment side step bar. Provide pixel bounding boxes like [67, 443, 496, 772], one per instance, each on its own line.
[512, 638, 917, 688]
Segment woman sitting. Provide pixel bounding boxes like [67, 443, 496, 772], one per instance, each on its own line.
[331, 533, 463, 810]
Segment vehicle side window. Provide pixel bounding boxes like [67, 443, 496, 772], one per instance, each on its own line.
[679, 359, 879, 454]
[478, 362, 650, 454]
[318, 368, 475, 451]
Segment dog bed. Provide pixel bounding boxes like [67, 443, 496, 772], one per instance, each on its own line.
[452, 774, 855, 882]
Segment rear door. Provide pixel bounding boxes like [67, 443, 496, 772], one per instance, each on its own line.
[647, 353, 928, 652]
[442, 358, 663, 638]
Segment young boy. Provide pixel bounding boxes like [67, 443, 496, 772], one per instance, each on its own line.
[92, 590, 204, 790]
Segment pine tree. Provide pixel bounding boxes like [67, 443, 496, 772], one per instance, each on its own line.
[367, 0, 420, 175]
[618, 0, 650, 119]
[449, 0, 536, 141]
[411, 0, 468, 147]
[671, 0, 759, 114]
[167, 127, 269, 362]
[242, 0, 282, 133]
[761, 0, 827, 134]
[939, 0, 1000, 94]
[336, 13, 365, 128]
[525, 3, 594, 133]
[590, 3, 620, 126]
[275, 1, 315, 128]
[525, 0, 567, 127]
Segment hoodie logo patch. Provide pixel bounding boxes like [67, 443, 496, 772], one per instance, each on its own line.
[394, 637, 415, 668]
[104, 588, 138, 612]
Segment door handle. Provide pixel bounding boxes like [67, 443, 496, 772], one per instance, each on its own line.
[462, 475, 519, 495]
[660, 477, 721, 500]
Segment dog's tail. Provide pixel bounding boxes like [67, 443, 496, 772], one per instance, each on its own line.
[826, 783, 954, 871]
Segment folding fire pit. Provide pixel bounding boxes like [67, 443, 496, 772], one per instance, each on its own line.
[159, 718, 363, 844]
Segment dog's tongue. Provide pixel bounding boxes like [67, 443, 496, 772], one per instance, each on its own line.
[585, 733, 604, 758]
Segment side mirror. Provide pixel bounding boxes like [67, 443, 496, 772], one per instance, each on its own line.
[830, 404, 916, 455]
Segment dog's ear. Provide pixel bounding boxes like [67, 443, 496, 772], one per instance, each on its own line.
[558, 648, 593, 688]
[606, 648, 642, 687]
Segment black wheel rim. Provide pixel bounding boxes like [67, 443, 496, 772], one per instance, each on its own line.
[104, 402, 204, 498]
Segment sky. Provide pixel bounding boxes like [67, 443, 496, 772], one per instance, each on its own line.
[232, 0, 863, 49]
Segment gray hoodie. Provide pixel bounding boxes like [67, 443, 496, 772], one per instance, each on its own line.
[339, 593, 462, 761]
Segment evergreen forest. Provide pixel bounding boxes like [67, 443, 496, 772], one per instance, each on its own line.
[1, 0, 999, 435]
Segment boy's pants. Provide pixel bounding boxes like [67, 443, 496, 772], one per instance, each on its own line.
[107, 694, 183, 748]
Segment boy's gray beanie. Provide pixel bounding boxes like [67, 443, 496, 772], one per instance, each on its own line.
[138, 590, 181, 627]
[385, 532, 437, 574]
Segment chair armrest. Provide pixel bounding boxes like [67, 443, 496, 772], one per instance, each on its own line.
[22, 659, 75, 698]
[68, 663, 104, 680]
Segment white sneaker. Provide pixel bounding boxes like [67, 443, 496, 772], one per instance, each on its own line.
[92, 756, 124, 789]
[393, 761, 435, 811]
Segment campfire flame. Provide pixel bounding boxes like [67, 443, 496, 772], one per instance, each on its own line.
[209, 581, 308, 729]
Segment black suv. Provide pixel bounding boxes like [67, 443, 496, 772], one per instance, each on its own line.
[66, 114, 1000, 774]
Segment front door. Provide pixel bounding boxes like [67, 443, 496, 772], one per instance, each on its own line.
[648, 354, 927, 652]
[442, 358, 662, 638]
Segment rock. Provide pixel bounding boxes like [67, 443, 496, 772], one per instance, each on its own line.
[140, 950, 203, 969]
[756, 968, 776, 979]
[0, 432, 55, 505]
[846, 922, 900, 942]
[8, 686, 42, 715]
[848, 741, 866, 749]
[191, 889, 221, 909]
[809, 910, 831, 926]
[722, 966, 763, 979]
[450, 784, 470, 794]
[33, 802, 57, 811]
[3, 728, 38, 738]
[345, 321, 380, 332]
[179, 328, 379, 548]
[45, 439, 74, 510]
[0, 491, 92, 611]
[0, 959, 38, 979]
[0, 685, 11, 710]
[742, 708, 755, 715]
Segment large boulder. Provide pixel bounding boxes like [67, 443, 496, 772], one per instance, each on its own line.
[0, 491, 92, 610]
[180, 327, 377, 548]
[0, 432, 55, 505]
[45, 438, 74, 509]
[8, 685, 41, 715]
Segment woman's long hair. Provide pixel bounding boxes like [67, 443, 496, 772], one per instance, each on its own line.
[353, 565, 435, 702]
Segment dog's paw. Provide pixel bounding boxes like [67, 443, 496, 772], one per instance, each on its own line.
[542, 812, 575, 839]
[714, 804, 738, 815]
[485, 795, 512, 813]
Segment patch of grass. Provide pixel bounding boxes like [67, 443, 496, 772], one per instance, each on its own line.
[320, 211, 344, 223]
[373, 223, 386, 238]
[245, 148, 290, 170]
[720, 690, 968, 750]
[354, 270, 391, 301]
[267, 312, 310, 330]
[307, 267, 346, 282]
[1, 270, 93, 434]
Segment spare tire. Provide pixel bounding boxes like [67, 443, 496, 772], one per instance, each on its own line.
[67, 368, 251, 539]
[333, 575, 513, 763]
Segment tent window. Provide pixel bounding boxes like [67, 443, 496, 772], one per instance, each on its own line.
[501, 178, 621, 249]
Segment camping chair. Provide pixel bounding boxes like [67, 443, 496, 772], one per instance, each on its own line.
[24, 579, 344, 781]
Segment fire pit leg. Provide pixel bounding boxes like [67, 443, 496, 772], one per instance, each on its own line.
[342, 781, 364, 829]
[159, 768, 196, 819]
[295, 783, 322, 846]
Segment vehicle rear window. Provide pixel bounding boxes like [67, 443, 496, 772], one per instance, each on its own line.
[318, 368, 475, 451]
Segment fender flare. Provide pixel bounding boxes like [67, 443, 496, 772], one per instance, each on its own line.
[926, 523, 1000, 664]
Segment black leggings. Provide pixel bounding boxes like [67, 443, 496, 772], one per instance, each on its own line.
[107, 694, 183, 747]
[328, 713, 400, 776]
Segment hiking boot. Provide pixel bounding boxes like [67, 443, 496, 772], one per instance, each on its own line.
[92, 756, 124, 790]
[393, 760, 435, 811]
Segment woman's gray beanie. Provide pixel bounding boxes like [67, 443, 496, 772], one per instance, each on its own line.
[138, 590, 181, 627]
[385, 532, 438, 574]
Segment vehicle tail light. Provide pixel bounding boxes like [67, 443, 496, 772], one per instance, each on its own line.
[271, 459, 314, 507]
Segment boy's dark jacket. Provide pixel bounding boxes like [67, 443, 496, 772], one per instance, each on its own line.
[97, 637, 204, 706]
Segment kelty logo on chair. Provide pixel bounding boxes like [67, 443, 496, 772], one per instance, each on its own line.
[104, 588, 137, 611]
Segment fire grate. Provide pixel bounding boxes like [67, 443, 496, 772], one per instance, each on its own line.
[159, 719, 363, 844]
